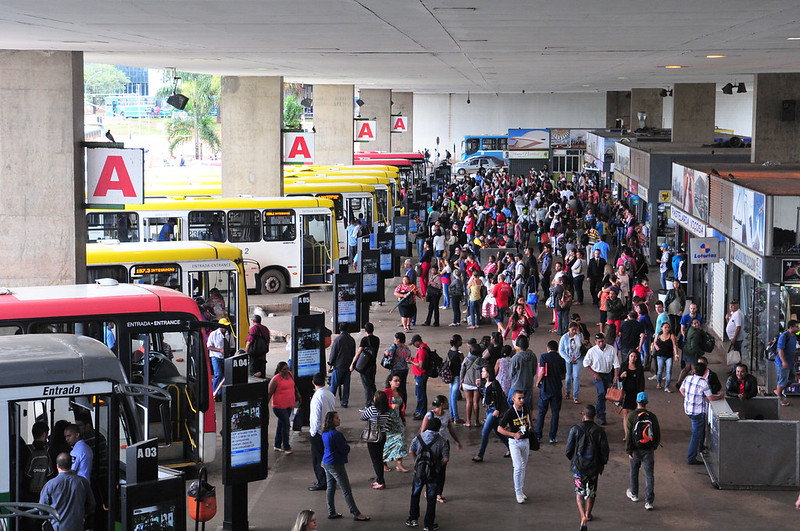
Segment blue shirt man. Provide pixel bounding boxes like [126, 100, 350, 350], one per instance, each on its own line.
[64, 425, 93, 483]
[39, 453, 96, 531]
[158, 218, 175, 241]
[592, 238, 610, 261]
[775, 320, 799, 403]
[103, 322, 115, 351]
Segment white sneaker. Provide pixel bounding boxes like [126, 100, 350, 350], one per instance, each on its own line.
[516, 493, 525, 504]
[647, 374, 658, 381]
[626, 489, 639, 502]
[522, 493, 528, 500]
[645, 502, 654, 510]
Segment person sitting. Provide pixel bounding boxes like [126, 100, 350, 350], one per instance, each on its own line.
[725, 363, 759, 400]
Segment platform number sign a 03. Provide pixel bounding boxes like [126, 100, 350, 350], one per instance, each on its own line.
[137, 446, 157, 459]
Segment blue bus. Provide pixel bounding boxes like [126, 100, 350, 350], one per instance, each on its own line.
[104, 95, 171, 118]
[461, 134, 508, 161]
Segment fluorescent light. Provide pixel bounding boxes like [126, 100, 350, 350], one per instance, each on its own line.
[706, 55, 726, 59]
[664, 65, 683, 69]
[787, 37, 800, 40]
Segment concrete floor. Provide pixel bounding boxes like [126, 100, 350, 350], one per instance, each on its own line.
[188, 284, 800, 531]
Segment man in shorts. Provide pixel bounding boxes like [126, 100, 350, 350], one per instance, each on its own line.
[565, 405, 610, 531]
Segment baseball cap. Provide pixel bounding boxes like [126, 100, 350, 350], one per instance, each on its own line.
[218, 318, 231, 327]
[594, 333, 605, 340]
[637, 392, 649, 404]
[660, 242, 668, 248]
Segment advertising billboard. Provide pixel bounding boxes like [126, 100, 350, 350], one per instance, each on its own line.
[732, 185, 766, 255]
[508, 129, 550, 151]
[671, 163, 709, 222]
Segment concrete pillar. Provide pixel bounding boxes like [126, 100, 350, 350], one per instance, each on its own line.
[356, 89, 391, 152]
[391, 91, 414, 152]
[606, 91, 631, 129]
[630, 88, 663, 130]
[751, 73, 800, 163]
[0, 51, 85, 286]
[221, 76, 283, 196]
[671, 83, 716, 143]
[314, 85, 354, 165]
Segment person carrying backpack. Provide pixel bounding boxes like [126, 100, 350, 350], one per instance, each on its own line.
[565, 404, 610, 531]
[24, 421, 55, 502]
[625, 392, 661, 511]
[406, 417, 449, 530]
[246, 314, 271, 378]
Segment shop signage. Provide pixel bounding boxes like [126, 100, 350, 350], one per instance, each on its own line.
[628, 179, 638, 195]
[638, 184, 648, 200]
[508, 150, 549, 159]
[729, 241, 763, 282]
[614, 172, 628, 188]
[659, 190, 671, 202]
[689, 237, 720, 264]
[783, 260, 800, 283]
[671, 207, 706, 237]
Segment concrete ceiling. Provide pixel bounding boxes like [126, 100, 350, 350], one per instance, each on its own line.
[2, 0, 800, 93]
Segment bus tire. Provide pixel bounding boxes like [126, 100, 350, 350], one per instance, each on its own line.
[457, 168, 466, 175]
[260, 269, 287, 294]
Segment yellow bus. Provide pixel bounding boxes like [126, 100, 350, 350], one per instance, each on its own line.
[86, 240, 249, 348]
[285, 175, 394, 226]
[286, 167, 401, 206]
[282, 181, 377, 241]
[87, 196, 338, 294]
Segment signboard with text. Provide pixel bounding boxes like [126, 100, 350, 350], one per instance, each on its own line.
[689, 237, 720, 264]
[391, 116, 408, 133]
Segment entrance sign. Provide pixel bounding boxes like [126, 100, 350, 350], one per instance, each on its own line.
[391, 116, 408, 133]
[355, 120, 377, 142]
[87, 147, 144, 205]
[284, 132, 315, 163]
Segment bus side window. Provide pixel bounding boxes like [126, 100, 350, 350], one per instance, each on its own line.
[189, 210, 226, 242]
[263, 210, 296, 241]
[228, 210, 261, 243]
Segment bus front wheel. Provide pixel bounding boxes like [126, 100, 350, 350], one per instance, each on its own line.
[260, 270, 287, 294]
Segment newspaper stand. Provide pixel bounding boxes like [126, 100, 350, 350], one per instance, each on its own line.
[221, 353, 269, 530]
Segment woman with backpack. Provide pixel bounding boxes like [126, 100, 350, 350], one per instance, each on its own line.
[460, 342, 484, 427]
[420, 395, 462, 503]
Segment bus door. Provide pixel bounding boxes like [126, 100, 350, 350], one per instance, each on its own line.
[300, 213, 333, 285]
[375, 187, 390, 225]
[7, 388, 122, 531]
[187, 267, 240, 342]
[143, 217, 183, 242]
[347, 195, 374, 234]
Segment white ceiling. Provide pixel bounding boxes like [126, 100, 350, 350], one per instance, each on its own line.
[1, 0, 800, 93]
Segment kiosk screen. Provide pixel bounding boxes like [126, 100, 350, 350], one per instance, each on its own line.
[230, 400, 263, 467]
[132, 501, 177, 530]
[296, 327, 322, 378]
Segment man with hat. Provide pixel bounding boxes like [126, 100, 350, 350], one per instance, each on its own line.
[207, 317, 232, 399]
[625, 392, 661, 510]
[583, 333, 620, 426]
[656, 243, 671, 290]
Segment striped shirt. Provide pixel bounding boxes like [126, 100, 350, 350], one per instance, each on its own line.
[360, 406, 391, 433]
[680, 374, 712, 416]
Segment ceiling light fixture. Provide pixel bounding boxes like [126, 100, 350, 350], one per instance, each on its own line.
[737, 82, 747, 94]
[664, 65, 683, 69]
[166, 73, 189, 111]
[706, 54, 726, 59]
[787, 37, 800, 40]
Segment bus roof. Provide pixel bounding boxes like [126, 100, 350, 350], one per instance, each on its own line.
[285, 175, 392, 187]
[355, 152, 425, 160]
[353, 159, 411, 168]
[283, 182, 376, 194]
[89, 196, 336, 212]
[87, 241, 243, 265]
[0, 334, 127, 386]
[0, 283, 200, 320]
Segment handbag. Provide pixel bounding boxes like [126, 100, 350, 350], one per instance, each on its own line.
[529, 434, 540, 451]
[360, 420, 381, 443]
[727, 348, 742, 366]
[605, 385, 624, 404]
[381, 345, 396, 369]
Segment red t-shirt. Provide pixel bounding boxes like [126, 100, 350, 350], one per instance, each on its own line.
[492, 282, 513, 308]
[412, 343, 429, 377]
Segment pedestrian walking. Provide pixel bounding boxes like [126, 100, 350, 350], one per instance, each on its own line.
[320, 411, 371, 521]
[625, 392, 660, 510]
[497, 390, 535, 504]
[565, 405, 610, 531]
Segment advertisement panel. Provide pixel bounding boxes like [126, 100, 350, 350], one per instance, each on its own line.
[671, 163, 709, 221]
[689, 237, 720, 264]
[615, 142, 630, 177]
[508, 129, 550, 151]
[550, 129, 588, 149]
[586, 133, 605, 160]
[732, 185, 766, 255]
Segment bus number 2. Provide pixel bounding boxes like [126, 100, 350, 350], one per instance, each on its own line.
[243, 248, 249, 254]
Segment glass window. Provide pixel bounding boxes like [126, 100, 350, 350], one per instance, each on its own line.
[227, 210, 261, 243]
[465, 138, 480, 156]
[376, 190, 389, 223]
[263, 210, 296, 241]
[88, 265, 129, 284]
[188, 211, 226, 242]
[130, 264, 182, 291]
[87, 213, 139, 242]
[498, 137, 508, 151]
[317, 194, 343, 220]
[481, 138, 496, 150]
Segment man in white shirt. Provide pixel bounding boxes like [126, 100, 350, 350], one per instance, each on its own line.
[206, 318, 231, 400]
[725, 300, 745, 354]
[308, 372, 336, 491]
[656, 243, 670, 290]
[583, 333, 620, 426]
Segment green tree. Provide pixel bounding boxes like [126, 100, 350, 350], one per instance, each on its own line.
[284, 94, 302, 130]
[84, 63, 129, 114]
[157, 72, 221, 159]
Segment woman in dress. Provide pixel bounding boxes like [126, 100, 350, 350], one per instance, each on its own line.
[653, 321, 679, 392]
[267, 361, 300, 454]
[420, 395, 462, 503]
[448, 268, 464, 326]
[503, 303, 532, 348]
[473, 364, 509, 462]
[382, 374, 410, 472]
[394, 275, 420, 332]
[321, 411, 370, 521]
[360, 390, 391, 489]
[619, 349, 645, 441]
[460, 342, 484, 427]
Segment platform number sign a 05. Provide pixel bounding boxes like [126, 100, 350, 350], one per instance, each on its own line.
[86, 147, 145, 205]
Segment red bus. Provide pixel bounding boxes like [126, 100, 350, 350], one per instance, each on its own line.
[354, 152, 426, 188]
[0, 281, 217, 467]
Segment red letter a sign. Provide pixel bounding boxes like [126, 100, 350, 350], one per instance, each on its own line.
[283, 132, 315, 163]
[86, 147, 144, 205]
[355, 120, 376, 141]
[93, 156, 136, 197]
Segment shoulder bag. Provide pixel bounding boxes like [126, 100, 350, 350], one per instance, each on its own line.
[360, 420, 381, 443]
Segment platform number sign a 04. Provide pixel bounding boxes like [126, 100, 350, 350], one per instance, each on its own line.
[86, 147, 145, 205]
[355, 120, 377, 142]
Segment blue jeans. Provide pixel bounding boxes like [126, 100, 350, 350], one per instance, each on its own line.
[656, 356, 673, 388]
[272, 407, 291, 450]
[630, 447, 655, 504]
[451, 298, 462, 324]
[469, 299, 480, 326]
[687, 413, 706, 463]
[507, 388, 533, 411]
[442, 285, 450, 308]
[414, 374, 429, 416]
[330, 368, 351, 406]
[557, 309, 569, 335]
[449, 377, 461, 421]
[409, 478, 438, 528]
[478, 407, 509, 457]
[211, 356, 224, 394]
[535, 393, 562, 441]
[660, 270, 668, 290]
[565, 360, 582, 399]
[594, 372, 614, 421]
[322, 462, 361, 517]
[573, 275, 585, 303]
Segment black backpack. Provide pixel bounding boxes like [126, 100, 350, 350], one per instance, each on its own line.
[413, 434, 439, 483]
[632, 410, 655, 450]
[425, 349, 443, 379]
[25, 445, 54, 494]
[701, 331, 716, 353]
[248, 327, 270, 357]
[355, 345, 376, 373]
[575, 425, 598, 474]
